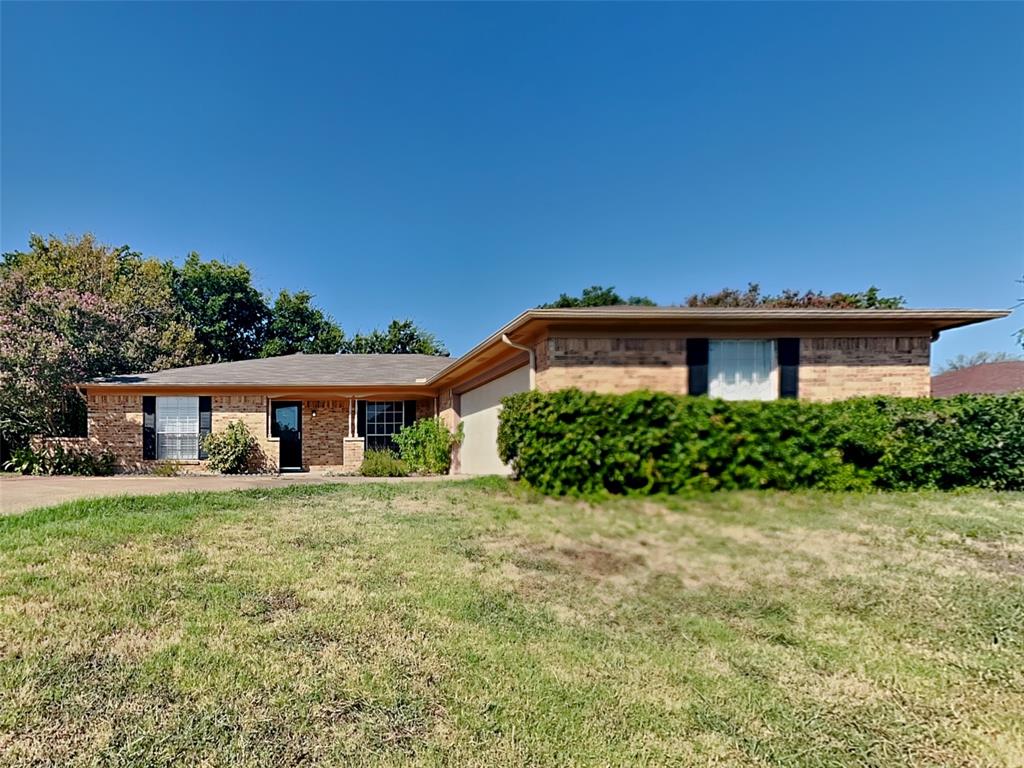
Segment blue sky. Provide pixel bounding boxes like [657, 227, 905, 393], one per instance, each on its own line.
[2, 2, 1022, 366]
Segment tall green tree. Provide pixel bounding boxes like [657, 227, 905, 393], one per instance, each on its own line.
[540, 285, 656, 308]
[260, 290, 345, 357]
[340, 319, 448, 356]
[173, 253, 270, 362]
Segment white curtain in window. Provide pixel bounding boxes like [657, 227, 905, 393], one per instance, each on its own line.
[708, 340, 777, 401]
[156, 396, 200, 459]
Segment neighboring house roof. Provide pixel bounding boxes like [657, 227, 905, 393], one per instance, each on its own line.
[90, 354, 453, 388]
[931, 361, 1024, 397]
[85, 306, 1011, 390]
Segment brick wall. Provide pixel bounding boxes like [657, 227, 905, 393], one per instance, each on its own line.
[88, 393, 144, 467]
[532, 334, 930, 401]
[86, 393, 437, 472]
[799, 336, 931, 401]
[343, 438, 364, 467]
[301, 399, 350, 467]
[535, 336, 688, 394]
[29, 436, 100, 454]
[212, 395, 277, 472]
[437, 388, 457, 432]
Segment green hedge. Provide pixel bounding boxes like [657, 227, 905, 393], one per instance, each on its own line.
[497, 390, 1024, 495]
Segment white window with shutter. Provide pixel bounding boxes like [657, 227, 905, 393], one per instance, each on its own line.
[709, 340, 777, 401]
[156, 396, 200, 460]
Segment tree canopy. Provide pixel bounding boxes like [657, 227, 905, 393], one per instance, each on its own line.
[685, 283, 905, 309]
[173, 253, 270, 362]
[260, 290, 345, 357]
[0, 273, 140, 443]
[540, 285, 656, 309]
[540, 283, 906, 310]
[940, 351, 1022, 373]
[340, 319, 449, 356]
[1, 233, 201, 369]
[0, 233, 447, 447]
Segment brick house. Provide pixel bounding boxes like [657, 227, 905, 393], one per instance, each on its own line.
[77, 306, 1007, 475]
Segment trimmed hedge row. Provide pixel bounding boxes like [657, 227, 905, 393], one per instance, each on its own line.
[497, 390, 1024, 495]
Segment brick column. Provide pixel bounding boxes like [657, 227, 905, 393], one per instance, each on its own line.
[343, 437, 364, 470]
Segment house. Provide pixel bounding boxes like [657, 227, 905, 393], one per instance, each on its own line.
[78, 306, 1008, 474]
[931, 360, 1024, 397]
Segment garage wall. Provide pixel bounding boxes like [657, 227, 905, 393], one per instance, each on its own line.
[458, 365, 531, 475]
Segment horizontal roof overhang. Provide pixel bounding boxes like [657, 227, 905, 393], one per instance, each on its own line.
[80, 383, 438, 395]
[79, 307, 1011, 393]
[426, 307, 1011, 387]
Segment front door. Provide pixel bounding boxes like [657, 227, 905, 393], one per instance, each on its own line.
[271, 401, 302, 470]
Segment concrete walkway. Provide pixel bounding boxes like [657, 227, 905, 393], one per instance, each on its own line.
[0, 472, 458, 516]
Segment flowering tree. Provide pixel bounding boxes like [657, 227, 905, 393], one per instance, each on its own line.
[0, 273, 136, 442]
[685, 283, 905, 309]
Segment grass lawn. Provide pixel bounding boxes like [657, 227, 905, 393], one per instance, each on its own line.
[0, 480, 1022, 767]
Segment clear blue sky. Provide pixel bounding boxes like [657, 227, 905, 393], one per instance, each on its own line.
[2, 2, 1022, 366]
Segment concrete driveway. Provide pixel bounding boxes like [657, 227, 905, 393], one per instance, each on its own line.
[0, 473, 455, 516]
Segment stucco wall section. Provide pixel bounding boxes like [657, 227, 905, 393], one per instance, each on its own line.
[799, 336, 931, 401]
[535, 336, 688, 394]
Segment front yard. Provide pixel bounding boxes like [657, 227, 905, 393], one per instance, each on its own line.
[0, 480, 1021, 766]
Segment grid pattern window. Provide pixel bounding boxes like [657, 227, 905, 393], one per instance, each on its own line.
[708, 340, 777, 401]
[156, 396, 200, 460]
[366, 401, 405, 452]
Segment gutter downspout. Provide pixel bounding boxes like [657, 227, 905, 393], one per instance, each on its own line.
[501, 334, 536, 390]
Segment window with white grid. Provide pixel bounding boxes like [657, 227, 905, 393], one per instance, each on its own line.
[156, 396, 200, 460]
[708, 340, 777, 401]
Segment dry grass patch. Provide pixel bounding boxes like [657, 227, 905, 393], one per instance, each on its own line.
[0, 480, 1021, 767]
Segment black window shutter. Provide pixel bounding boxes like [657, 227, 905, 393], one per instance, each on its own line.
[356, 400, 366, 437]
[687, 338, 709, 396]
[143, 396, 156, 460]
[198, 396, 212, 459]
[403, 400, 417, 429]
[778, 338, 800, 399]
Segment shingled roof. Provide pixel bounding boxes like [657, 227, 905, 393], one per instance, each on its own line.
[90, 354, 454, 387]
[931, 361, 1024, 397]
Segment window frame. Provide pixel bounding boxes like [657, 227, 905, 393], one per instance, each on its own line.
[708, 339, 778, 401]
[155, 396, 201, 460]
[364, 400, 406, 452]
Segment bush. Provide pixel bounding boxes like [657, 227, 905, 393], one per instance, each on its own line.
[498, 390, 1024, 495]
[151, 461, 183, 477]
[359, 449, 409, 477]
[203, 421, 258, 474]
[3, 444, 116, 476]
[392, 417, 463, 475]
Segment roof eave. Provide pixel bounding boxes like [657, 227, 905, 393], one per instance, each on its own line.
[425, 308, 1012, 386]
